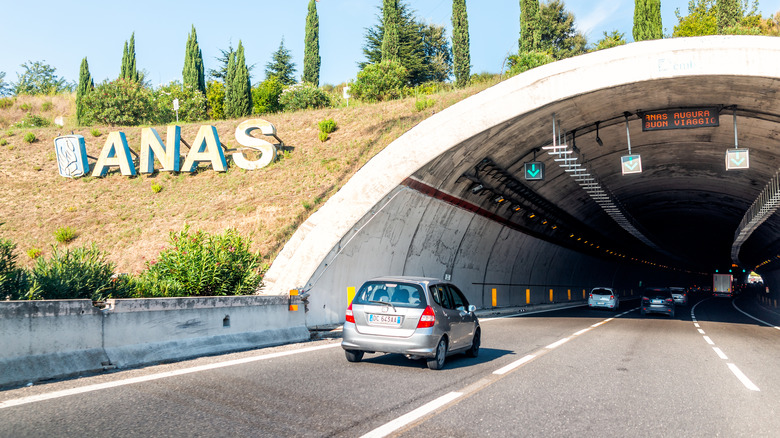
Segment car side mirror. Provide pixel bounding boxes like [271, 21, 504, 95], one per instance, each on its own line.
[468, 305, 476, 313]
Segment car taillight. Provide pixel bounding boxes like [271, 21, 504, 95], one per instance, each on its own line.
[417, 306, 435, 328]
[642, 297, 649, 302]
[345, 303, 355, 323]
[609, 295, 614, 300]
[665, 298, 673, 304]
[588, 293, 592, 299]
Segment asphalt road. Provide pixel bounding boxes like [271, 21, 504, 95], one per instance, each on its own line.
[1, 294, 778, 437]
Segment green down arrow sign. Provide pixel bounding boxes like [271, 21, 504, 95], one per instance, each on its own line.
[524, 162, 544, 180]
[726, 148, 749, 170]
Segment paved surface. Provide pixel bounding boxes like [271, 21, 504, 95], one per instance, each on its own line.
[1, 294, 778, 437]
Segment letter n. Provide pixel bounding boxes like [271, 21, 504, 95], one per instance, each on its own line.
[140, 126, 181, 173]
[181, 125, 227, 172]
[92, 131, 136, 177]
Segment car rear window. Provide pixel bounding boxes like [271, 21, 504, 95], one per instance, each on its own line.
[643, 288, 672, 298]
[591, 288, 612, 295]
[353, 281, 426, 308]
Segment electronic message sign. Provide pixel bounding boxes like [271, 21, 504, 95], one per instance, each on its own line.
[642, 108, 719, 131]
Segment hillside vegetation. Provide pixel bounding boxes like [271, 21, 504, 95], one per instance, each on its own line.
[0, 83, 494, 276]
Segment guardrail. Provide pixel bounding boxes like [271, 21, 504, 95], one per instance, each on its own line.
[0, 295, 308, 389]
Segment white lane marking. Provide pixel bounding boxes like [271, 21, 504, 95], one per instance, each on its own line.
[360, 391, 463, 438]
[545, 337, 570, 349]
[697, 329, 706, 334]
[732, 300, 780, 331]
[694, 323, 700, 328]
[0, 343, 341, 410]
[713, 347, 728, 360]
[493, 354, 536, 375]
[573, 328, 591, 336]
[591, 321, 605, 328]
[703, 336, 715, 345]
[727, 363, 760, 391]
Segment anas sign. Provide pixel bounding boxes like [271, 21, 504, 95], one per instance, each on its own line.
[54, 119, 282, 178]
[641, 108, 719, 131]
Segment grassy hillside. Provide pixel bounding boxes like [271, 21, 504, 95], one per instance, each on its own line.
[0, 83, 494, 275]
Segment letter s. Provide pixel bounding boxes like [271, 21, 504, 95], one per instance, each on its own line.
[233, 119, 278, 170]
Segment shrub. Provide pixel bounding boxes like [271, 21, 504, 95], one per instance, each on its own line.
[23, 132, 36, 143]
[152, 81, 208, 124]
[80, 78, 155, 126]
[318, 118, 337, 134]
[27, 247, 42, 259]
[90, 128, 101, 137]
[15, 113, 50, 128]
[279, 83, 331, 112]
[132, 227, 262, 297]
[19, 103, 30, 111]
[252, 77, 284, 114]
[415, 97, 435, 112]
[0, 97, 14, 109]
[470, 72, 499, 84]
[318, 131, 329, 142]
[0, 139, 7, 146]
[507, 51, 555, 76]
[54, 226, 77, 243]
[151, 182, 163, 193]
[0, 238, 29, 299]
[41, 101, 53, 111]
[351, 60, 408, 102]
[25, 245, 120, 301]
[206, 80, 225, 120]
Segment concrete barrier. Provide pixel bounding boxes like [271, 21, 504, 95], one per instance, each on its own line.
[0, 295, 308, 389]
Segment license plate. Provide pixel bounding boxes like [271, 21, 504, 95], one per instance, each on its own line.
[368, 314, 402, 326]
[651, 299, 663, 304]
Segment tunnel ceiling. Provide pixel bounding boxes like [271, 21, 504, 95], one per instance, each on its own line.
[413, 74, 780, 274]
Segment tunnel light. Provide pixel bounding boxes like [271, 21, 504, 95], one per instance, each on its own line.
[493, 195, 506, 204]
[570, 233, 575, 238]
[528, 213, 536, 218]
[595, 121, 604, 147]
[551, 225, 557, 229]
[470, 183, 484, 194]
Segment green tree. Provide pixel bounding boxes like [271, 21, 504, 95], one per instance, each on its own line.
[303, 0, 321, 86]
[0, 71, 9, 96]
[120, 33, 140, 82]
[422, 23, 453, 83]
[452, 0, 470, 88]
[592, 30, 627, 51]
[382, 0, 401, 62]
[520, 0, 541, 52]
[225, 41, 252, 118]
[12, 60, 71, 95]
[673, 0, 718, 36]
[182, 25, 206, 95]
[361, 1, 450, 86]
[252, 77, 284, 114]
[717, 0, 742, 33]
[153, 81, 208, 123]
[209, 44, 234, 82]
[80, 78, 154, 126]
[537, 0, 586, 60]
[76, 57, 94, 125]
[633, 0, 663, 41]
[351, 60, 407, 102]
[265, 37, 297, 86]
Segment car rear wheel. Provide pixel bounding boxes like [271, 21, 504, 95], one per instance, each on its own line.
[465, 329, 481, 358]
[345, 349, 364, 363]
[427, 338, 447, 370]
[640, 307, 646, 316]
[670, 307, 675, 318]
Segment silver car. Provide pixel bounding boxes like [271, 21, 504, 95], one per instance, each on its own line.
[640, 287, 675, 317]
[588, 287, 619, 311]
[341, 276, 480, 370]
[669, 287, 688, 305]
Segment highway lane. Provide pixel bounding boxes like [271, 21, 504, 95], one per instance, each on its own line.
[1, 297, 778, 437]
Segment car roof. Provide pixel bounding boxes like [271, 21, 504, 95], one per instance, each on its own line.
[365, 276, 443, 285]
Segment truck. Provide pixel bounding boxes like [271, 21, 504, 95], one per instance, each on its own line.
[713, 273, 733, 297]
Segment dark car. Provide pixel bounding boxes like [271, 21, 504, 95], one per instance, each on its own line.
[341, 276, 480, 370]
[640, 287, 675, 317]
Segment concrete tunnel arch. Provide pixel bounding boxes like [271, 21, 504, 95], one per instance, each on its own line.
[262, 36, 780, 326]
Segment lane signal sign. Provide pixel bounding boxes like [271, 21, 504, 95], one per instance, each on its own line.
[726, 148, 749, 170]
[621, 154, 642, 175]
[524, 162, 545, 181]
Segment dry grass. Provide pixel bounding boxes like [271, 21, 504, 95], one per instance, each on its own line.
[0, 83, 495, 274]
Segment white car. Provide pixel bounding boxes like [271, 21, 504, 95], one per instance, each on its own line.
[670, 287, 688, 305]
[588, 287, 619, 311]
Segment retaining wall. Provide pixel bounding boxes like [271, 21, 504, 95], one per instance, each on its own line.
[0, 295, 307, 389]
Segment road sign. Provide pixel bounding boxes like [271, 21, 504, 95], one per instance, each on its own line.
[726, 148, 749, 170]
[524, 161, 545, 181]
[621, 154, 642, 175]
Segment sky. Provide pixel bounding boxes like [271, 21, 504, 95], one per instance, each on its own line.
[2, 0, 780, 89]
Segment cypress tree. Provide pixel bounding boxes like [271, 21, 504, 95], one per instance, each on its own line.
[120, 33, 139, 82]
[76, 57, 94, 126]
[452, 0, 470, 88]
[382, 0, 400, 62]
[633, 0, 663, 41]
[225, 41, 252, 118]
[303, 0, 321, 86]
[519, 0, 540, 52]
[265, 38, 298, 86]
[183, 25, 206, 94]
[717, 0, 742, 33]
